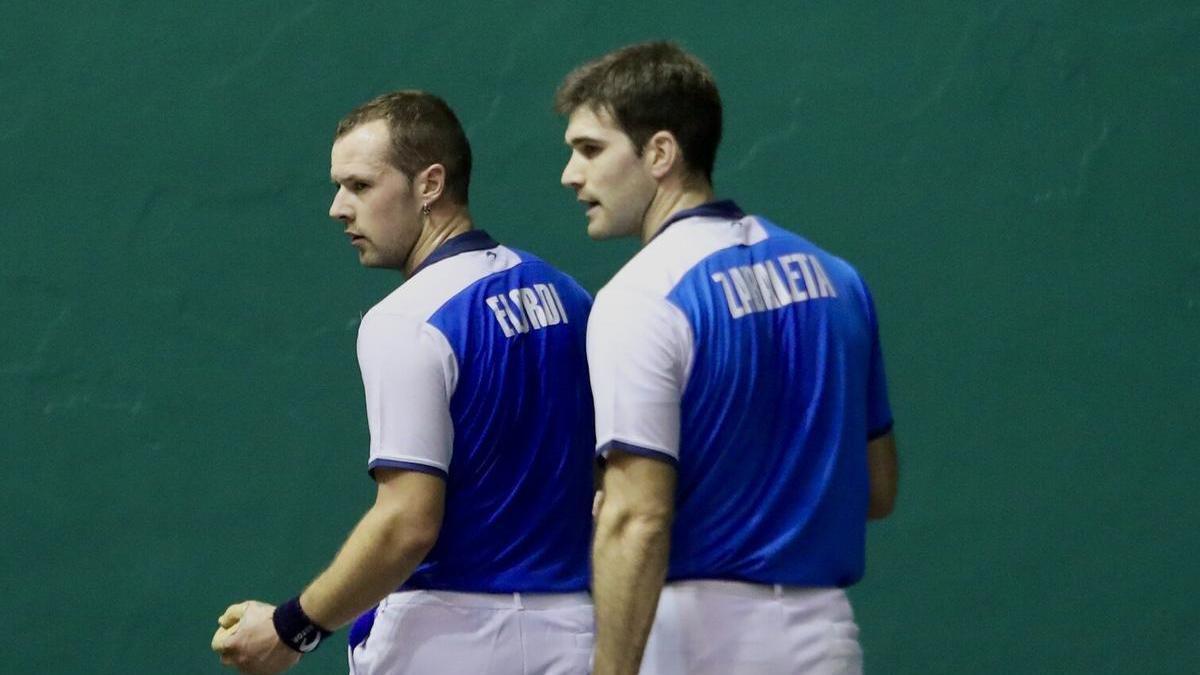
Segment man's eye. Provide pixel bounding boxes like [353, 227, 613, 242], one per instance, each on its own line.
[353, 182, 370, 192]
[581, 145, 601, 158]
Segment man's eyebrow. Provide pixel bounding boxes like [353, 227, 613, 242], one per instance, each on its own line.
[565, 134, 604, 146]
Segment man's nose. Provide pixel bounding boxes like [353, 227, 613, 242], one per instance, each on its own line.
[561, 155, 583, 190]
[329, 187, 352, 221]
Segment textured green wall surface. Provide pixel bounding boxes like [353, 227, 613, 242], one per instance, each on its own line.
[3, 2, 1197, 673]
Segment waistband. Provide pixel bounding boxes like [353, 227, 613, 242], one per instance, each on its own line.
[665, 579, 847, 601]
[382, 589, 592, 611]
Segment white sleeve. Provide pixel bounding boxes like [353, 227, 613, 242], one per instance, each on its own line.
[587, 288, 692, 464]
[356, 311, 457, 478]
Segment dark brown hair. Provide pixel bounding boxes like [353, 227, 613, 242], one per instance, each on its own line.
[555, 41, 722, 182]
[335, 91, 472, 204]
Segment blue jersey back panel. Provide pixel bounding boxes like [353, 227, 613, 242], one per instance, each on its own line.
[408, 251, 594, 592]
[665, 219, 891, 587]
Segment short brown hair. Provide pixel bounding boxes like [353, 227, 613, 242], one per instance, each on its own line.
[555, 41, 722, 182]
[335, 91, 472, 204]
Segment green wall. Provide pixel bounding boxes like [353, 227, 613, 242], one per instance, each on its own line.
[3, 2, 1196, 673]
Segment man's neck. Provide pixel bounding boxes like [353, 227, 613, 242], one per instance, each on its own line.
[640, 181, 716, 244]
[404, 206, 474, 276]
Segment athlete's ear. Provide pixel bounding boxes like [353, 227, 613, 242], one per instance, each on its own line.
[643, 131, 680, 180]
[415, 163, 447, 207]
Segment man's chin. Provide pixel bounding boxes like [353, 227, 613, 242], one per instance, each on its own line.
[357, 246, 409, 271]
[357, 251, 388, 268]
[586, 220, 620, 241]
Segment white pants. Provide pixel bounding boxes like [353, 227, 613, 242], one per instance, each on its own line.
[348, 589, 594, 675]
[640, 580, 862, 675]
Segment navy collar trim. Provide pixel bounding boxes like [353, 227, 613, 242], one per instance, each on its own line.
[653, 200, 745, 240]
[411, 229, 499, 276]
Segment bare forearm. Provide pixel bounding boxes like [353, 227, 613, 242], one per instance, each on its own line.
[592, 512, 671, 675]
[299, 505, 437, 630]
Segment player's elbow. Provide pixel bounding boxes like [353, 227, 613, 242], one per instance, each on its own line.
[596, 499, 673, 545]
[866, 476, 898, 519]
[867, 490, 896, 520]
[374, 505, 442, 562]
[402, 517, 441, 557]
[398, 512, 442, 557]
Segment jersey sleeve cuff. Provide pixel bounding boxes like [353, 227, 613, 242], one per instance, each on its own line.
[367, 458, 449, 480]
[868, 420, 894, 441]
[597, 439, 679, 466]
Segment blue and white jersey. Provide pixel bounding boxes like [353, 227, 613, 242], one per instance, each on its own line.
[357, 230, 594, 593]
[589, 201, 892, 587]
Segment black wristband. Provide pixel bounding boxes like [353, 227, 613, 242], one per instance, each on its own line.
[272, 597, 332, 654]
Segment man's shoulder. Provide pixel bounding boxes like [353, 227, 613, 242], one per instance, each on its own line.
[753, 216, 868, 287]
[502, 246, 591, 301]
